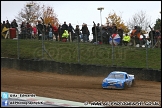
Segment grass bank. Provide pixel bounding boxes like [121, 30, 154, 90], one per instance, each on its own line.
[1, 39, 161, 69]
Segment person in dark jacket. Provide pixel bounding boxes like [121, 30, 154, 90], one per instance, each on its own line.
[118, 27, 123, 46]
[107, 23, 113, 41]
[74, 25, 81, 42]
[20, 22, 26, 39]
[62, 21, 68, 33]
[11, 19, 18, 30]
[148, 29, 155, 45]
[97, 23, 101, 37]
[101, 25, 109, 44]
[10, 19, 18, 38]
[112, 23, 117, 34]
[80, 23, 89, 42]
[46, 23, 53, 40]
[6, 20, 11, 29]
[26, 22, 32, 39]
[36, 21, 43, 40]
[92, 24, 100, 42]
[58, 24, 62, 41]
[154, 30, 161, 46]
[44, 24, 49, 40]
[1, 21, 6, 32]
[68, 23, 74, 42]
[5, 20, 11, 39]
[61, 21, 68, 41]
[1, 21, 7, 38]
[87, 28, 90, 41]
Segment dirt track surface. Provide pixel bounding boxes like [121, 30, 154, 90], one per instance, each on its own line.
[1, 68, 161, 106]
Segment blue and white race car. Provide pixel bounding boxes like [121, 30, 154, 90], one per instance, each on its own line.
[102, 71, 135, 89]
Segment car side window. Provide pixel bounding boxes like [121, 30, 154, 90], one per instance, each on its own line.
[125, 74, 128, 79]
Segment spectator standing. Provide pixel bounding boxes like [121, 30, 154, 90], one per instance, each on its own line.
[154, 30, 161, 48]
[107, 23, 113, 43]
[87, 28, 90, 42]
[74, 25, 81, 42]
[47, 23, 53, 40]
[6, 20, 11, 29]
[58, 24, 62, 41]
[97, 23, 101, 42]
[118, 26, 124, 46]
[148, 29, 156, 45]
[108, 23, 113, 34]
[32, 25, 37, 39]
[122, 33, 131, 46]
[101, 25, 109, 44]
[68, 23, 74, 42]
[26, 22, 32, 39]
[36, 21, 43, 40]
[80, 24, 84, 42]
[112, 23, 117, 34]
[92, 24, 97, 43]
[1, 21, 6, 32]
[20, 22, 26, 39]
[80, 23, 89, 42]
[97, 23, 101, 36]
[1, 21, 7, 39]
[62, 21, 68, 34]
[62, 30, 69, 42]
[11, 19, 18, 30]
[10, 19, 18, 38]
[130, 26, 141, 46]
[44, 24, 49, 40]
[5, 20, 11, 39]
[52, 24, 58, 41]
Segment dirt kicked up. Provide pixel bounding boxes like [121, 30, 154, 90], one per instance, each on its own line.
[1, 68, 161, 107]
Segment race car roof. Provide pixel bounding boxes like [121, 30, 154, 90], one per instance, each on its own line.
[110, 71, 127, 74]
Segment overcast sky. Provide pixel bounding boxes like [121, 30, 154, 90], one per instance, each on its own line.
[1, 1, 161, 32]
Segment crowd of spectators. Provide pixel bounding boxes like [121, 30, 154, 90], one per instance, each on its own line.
[1, 19, 161, 48]
[1, 19, 18, 38]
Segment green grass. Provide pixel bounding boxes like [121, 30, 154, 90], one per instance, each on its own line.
[1, 39, 161, 69]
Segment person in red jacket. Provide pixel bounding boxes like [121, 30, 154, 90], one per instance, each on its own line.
[52, 25, 58, 41]
[26, 22, 32, 39]
[32, 25, 37, 39]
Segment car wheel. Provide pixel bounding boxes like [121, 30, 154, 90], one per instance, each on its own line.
[128, 82, 132, 87]
[123, 82, 128, 89]
[132, 80, 135, 86]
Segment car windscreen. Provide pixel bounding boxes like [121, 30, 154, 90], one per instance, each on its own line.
[107, 73, 125, 79]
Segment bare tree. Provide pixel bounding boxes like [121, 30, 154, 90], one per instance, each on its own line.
[16, 1, 41, 24]
[15, 1, 59, 26]
[127, 10, 152, 31]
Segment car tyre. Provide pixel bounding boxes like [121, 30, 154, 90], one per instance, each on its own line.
[132, 80, 135, 86]
[123, 82, 128, 89]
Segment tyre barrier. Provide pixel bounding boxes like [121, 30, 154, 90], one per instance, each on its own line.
[1, 57, 161, 82]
